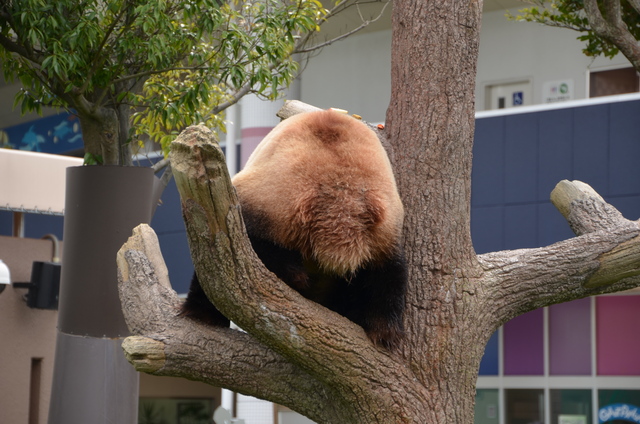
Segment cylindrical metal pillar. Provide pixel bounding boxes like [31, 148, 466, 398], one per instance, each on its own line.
[48, 165, 155, 424]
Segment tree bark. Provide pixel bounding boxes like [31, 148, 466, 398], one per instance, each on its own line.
[76, 105, 121, 165]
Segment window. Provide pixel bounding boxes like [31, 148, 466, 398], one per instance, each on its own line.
[598, 390, 640, 424]
[475, 389, 499, 424]
[550, 389, 592, 424]
[505, 389, 545, 424]
[138, 398, 214, 424]
[589, 68, 639, 98]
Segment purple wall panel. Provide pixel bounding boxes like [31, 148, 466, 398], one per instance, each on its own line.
[597, 296, 640, 375]
[504, 308, 544, 375]
[549, 298, 591, 375]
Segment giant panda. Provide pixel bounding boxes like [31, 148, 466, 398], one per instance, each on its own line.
[181, 109, 407, 349]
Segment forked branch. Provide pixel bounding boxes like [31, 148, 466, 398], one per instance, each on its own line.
[116, 225, 341, 418]
[117, 114, 417, 422]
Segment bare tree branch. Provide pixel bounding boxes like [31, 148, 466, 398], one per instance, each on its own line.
[628, 0, 640, 15]
[479, 180, 640, 327]
[583, 0, 640, 70]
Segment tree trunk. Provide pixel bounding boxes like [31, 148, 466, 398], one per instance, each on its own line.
[116, 1, 640, 423]
[75, 101, 132, 165]
[77, 105, 121, 165]
[384, 2, 485, 421]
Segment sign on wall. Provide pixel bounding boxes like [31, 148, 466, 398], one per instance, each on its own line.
[599, 404, 640, 424]
[543, 80, 574, 104]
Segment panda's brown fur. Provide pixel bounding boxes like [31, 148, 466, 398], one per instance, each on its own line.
[182, 110, 407, 349]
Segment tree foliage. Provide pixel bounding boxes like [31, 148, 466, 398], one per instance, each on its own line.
[509, 0, 640, 71]
[0, 0, 361, 163]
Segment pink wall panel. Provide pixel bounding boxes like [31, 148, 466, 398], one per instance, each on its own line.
[596, 296, 640, 375]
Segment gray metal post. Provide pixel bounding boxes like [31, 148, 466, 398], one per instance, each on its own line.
[48, 165, 155, 424]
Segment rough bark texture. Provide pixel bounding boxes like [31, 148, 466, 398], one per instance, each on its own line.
[117, 2, 640, 423]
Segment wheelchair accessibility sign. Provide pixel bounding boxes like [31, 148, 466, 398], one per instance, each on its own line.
[513, 91, 524, 106]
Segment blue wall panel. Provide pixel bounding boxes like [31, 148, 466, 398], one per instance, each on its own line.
[504, 204, 538, 250]
[471, 117, 504, 207]
[151, 178, 186, 234]
[150, 177, 192, 293]
[479, 331, 499, 376]
[608, 195, 640, 221]
[472, 98, 640, 258]
[470, 206, 504, 254]
[572, 104, 610, 196]
[538, 109, 574, 202]
[609, 101, 640, 196]
[156, 231, 193, 294]
[537, 203, 574, 248]
[504, 113, 538, 204]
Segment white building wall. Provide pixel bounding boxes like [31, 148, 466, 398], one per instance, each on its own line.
[476, 8, 631, 109]
[299, 8, 634, 117]
[235, 394, 274, 424]
[299, 29, 392, 123]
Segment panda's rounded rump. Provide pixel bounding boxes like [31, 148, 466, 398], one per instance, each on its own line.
[232, 110, 404, 272]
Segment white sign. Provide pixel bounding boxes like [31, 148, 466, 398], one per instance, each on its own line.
[599, 403, 640, 424]
[543, 79, 574, 103]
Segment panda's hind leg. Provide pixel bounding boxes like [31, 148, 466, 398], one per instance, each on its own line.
[248, 235, 310, 291]
[181, 236, 307, 327]
[181, 272, 231, 327]
[343, 250, 408, 350]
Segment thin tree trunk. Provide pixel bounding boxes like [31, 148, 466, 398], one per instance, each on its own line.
[76, 105, 121, 165]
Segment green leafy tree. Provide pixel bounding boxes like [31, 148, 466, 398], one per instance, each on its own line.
[0, 0, 376, 165]
[509, 0, 640, 72]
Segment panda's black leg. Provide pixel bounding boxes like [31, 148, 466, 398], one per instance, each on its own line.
[344, 250, 408, 350]
[181, 233, 308, 327]
[181, 272, 231, 327]
[248, 235, 310, 291]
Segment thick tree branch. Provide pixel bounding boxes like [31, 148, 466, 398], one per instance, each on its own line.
[479, 180, 640, 327]
[168, 124, 420, 418]
[116, 225, 344, 421]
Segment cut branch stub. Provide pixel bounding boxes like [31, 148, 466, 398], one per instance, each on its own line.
[551, 179, 629, 235]
[122, 336, 166, 373]
[169, 125, 238, 236]
[550, 179, 640, 288]
[276, 99, 322, 120]
[116, 224, 182, 335]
